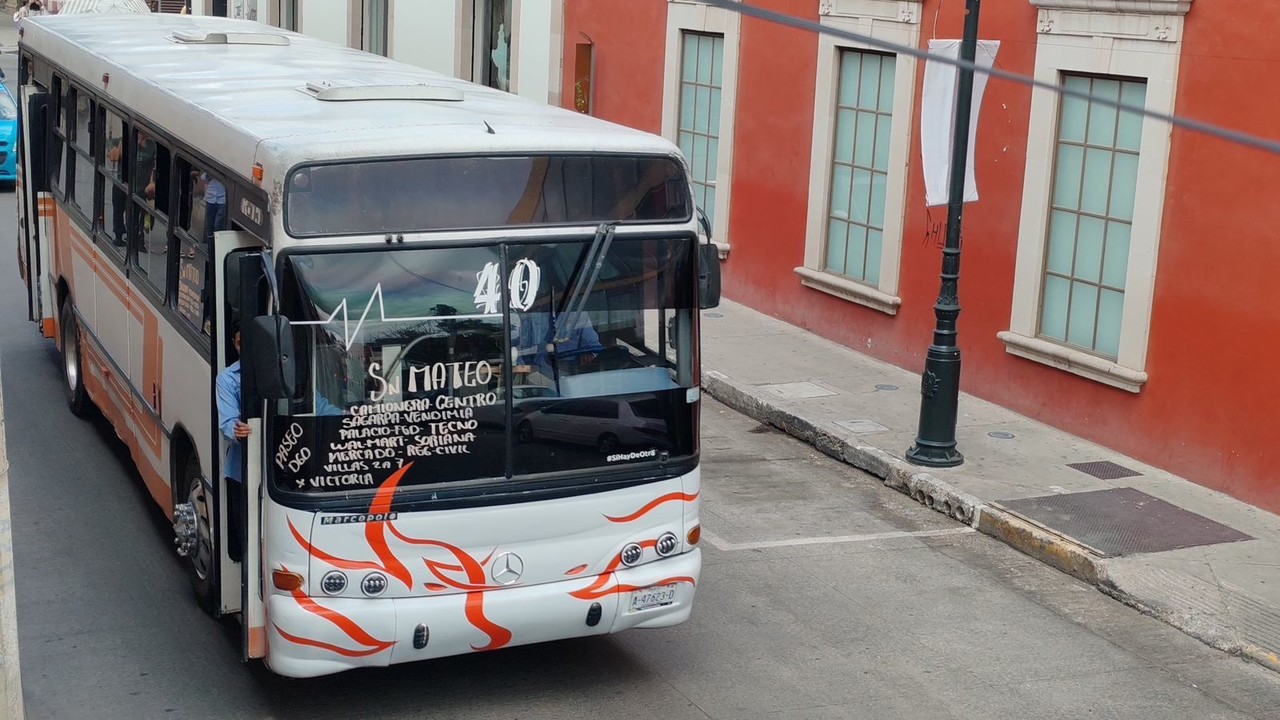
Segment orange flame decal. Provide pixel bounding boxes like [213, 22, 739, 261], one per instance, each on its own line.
[288, 519, 390, 574]
[363, 464, 415, 589]
[273, 624, 393, 658]
[289, 585, 395, 652]
[605, 492, 699, 523]
[570, 575, 696, 601]
[271, 569, 396, 658]
[388, 526, 513, 651]
[565, 564, 589, 576]
[466, 591, 513, 651]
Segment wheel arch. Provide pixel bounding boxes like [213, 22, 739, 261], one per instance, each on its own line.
[169, 423, 203, 514]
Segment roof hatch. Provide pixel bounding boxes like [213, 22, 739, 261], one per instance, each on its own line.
[301, 80, 465, 103]
[171, 30, 290, 46]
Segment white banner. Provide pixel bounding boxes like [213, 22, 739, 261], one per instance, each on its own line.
[920, 39, 1001, 207]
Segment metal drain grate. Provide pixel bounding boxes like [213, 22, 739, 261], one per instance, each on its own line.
[996, 488, 1253, 557]
[1066, 460, 1142, 480]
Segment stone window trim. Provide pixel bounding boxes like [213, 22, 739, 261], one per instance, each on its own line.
[1002, 0, 1186, 392]
[797, 0, 921, 316]
[662, 1, 741, 259]
[1030, 0, 1194, 43]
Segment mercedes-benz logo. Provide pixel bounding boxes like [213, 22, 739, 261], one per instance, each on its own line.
[490, 552, 524, 585]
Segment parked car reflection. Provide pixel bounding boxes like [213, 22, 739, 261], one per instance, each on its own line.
[516, 394, 671, 454]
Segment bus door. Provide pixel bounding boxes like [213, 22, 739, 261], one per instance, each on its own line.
[18, 85, 53, 336]
[211, 230, 263, 633]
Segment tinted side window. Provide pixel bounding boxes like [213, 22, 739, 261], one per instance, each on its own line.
[48, 77, 64, 194]
[99, 108, 128, 256]
[130, 130, 171, 294]
[67, 88, 95, 225]
[173, 157, 215, 337]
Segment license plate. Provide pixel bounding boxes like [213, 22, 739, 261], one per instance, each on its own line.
[630, 584, 678, 612]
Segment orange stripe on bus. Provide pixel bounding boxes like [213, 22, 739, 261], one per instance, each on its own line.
[248, 625, 267, 659]
[41, 318, 55, 338]
[82, 340, 169, 509]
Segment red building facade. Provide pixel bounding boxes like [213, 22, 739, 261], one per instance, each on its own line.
[562, 0, 1280, 513]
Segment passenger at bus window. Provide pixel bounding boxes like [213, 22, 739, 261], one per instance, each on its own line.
[106, 140, 129, 246]
[199, 172, 227, 246]
[132, 133, 157, 198]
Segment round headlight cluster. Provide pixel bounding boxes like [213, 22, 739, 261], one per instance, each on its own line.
[620, 542, 644, 567]
[321, 571, 348, 595]
[361, 571, 388, 597]
[655, 532, 680, 557]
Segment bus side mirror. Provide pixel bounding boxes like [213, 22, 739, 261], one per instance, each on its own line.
[699, 243, 722, 309]
[696, 208, 721, 309]
[245, 315, 297, 400]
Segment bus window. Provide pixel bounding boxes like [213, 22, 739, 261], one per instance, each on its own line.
[130, 131, 171, 293]
[173, 157, 214, 337]
[67, 89, 94, 224]
[100, 108, 129, 253]
[48, 76, 64, 195]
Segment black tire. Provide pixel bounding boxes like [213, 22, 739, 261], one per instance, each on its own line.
[516, 420, 534, 443]
[180, 460, 218, 615]
[59, 301, 90, 418]
[597, 433, 619, 454]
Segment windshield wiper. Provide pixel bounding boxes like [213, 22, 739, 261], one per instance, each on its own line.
[555, 222, 616, 343]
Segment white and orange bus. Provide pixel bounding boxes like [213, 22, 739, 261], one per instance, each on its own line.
[15, 10, 720, 678]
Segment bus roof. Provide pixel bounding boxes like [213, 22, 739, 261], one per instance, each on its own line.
[20, 13, 682, 193]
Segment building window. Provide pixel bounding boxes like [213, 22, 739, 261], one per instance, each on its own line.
[1000, 1, 1189, 392]
[1038, 75, 1145, 359]
[663, 2, 740, 254]
[824, 50, 895, 284]
[363, 0, 389, 57]
[796, 4, 922, 315]
[478, 0, 513, 92]
[677, 32, 724, 228]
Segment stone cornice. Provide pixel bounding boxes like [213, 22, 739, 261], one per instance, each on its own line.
[1028, 0, 1192, 16]
[819, 0, 923, 25]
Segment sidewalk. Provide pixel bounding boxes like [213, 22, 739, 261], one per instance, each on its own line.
[700, 299, 1280, 673]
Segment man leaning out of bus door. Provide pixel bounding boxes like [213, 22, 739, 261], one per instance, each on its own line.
[217, 324, 346, 562]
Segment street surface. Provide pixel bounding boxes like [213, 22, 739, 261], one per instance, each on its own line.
[2, 56, 1280, 720]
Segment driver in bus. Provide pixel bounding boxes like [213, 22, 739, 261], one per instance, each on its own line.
[514, 309, 604, 384]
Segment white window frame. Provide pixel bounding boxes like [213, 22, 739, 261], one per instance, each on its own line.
[796, 0, 922, 316]
[999, 0, 1192, 392]
[662, 0, 741, 258]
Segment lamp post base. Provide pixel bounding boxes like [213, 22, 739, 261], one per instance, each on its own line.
[905, 440, 964, 468]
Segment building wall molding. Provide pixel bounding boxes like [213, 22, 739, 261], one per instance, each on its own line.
[819, 0, 922, 25]
[1031, 0, 1192, 43]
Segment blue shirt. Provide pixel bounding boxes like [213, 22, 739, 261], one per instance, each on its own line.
[216, 361, 244, 483]
[216, 361, 346, 483]
[515, 312, 603, 376]
[203, 173, 227, 205]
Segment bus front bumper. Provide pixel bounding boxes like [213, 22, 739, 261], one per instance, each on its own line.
[264, 548, 701, 678]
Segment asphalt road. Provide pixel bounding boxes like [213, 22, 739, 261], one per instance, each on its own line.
[3, 57, 1280, 720]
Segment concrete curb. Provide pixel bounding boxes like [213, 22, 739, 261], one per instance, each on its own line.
[702, 370, 1280, 675]
[704, 372, 985, 528]
[0, 367, 24, 720]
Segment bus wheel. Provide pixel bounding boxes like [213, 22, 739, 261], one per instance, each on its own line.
[59, 301, 89, 417]
[174, 460, 217, 614]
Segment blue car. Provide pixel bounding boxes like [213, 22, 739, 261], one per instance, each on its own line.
[0, 84, 17, 185]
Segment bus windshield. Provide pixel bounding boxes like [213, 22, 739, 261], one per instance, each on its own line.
[284, 154, 691, 236]
[272, 236, 699, 496]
